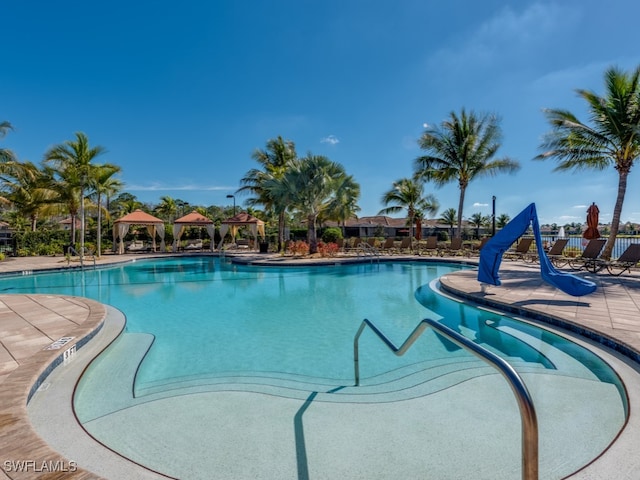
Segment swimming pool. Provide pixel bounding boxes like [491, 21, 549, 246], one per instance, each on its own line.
[15, 257, 628, 479]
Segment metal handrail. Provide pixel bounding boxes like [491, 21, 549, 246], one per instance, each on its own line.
[354, 318, 538, 480]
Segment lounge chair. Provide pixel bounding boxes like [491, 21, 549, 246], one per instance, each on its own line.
[397, 237, 413, 254]
[380, 238, 396, 254]
[419, 236, 439, 256]
[345, 237, 361, 253]
[441, 237, 465, 256]
[184, 240, 203, 251]
[504, 237, 534, 261]
[545, 238, 570, 267]
[126, 240, 148, 253]
[567, 239, 606, 272]
[597, 243, 640, 276]
[470, 237, 490, 256]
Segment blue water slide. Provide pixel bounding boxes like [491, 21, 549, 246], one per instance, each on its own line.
[478, 203, 596, 297]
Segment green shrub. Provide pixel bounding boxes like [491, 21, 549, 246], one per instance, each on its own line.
[321, 227, 343, 243]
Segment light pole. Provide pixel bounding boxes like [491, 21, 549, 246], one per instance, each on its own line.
[226, 194, 236, 216]
[492, 196, 496, 236]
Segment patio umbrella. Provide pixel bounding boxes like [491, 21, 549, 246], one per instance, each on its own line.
[583, 203, 600, 240]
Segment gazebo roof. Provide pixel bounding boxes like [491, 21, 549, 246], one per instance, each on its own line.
[114, 209, 164, 224]
[221, 212, 265, 225]
[174, 211, 213, 225]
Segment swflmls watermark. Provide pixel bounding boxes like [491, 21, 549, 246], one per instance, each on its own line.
[3, 459, 78, 473]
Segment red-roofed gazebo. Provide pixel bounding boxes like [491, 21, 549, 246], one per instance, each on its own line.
[113, 209, 166, 254]
[217, 212, 265, 250]
[172, 211, 215, 252]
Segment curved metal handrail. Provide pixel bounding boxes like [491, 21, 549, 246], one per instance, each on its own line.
[353, 317, 538, 480]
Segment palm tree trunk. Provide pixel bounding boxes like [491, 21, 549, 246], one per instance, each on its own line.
[278, 210, 286, 252]
[96, 192, 102, 258]
[456, 186, 466, 239]
[602, 170, 628, 260]
[308, 213, 318, 254]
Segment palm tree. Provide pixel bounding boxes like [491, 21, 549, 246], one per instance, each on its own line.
[238, 136, 297, 251]
[535, 66, 640, 260]
[3, 161, 57, 231]
[378, 178, 439, 247]
[469, 212, 490, 239]
[266, 154, 357, 254]
[496, 213, 510, 229]
[414, 109, 520, 239]
[0, 121, 18, 205]
[88, 164, 122, 257]
[0, 121, 16, 165]
[111, 192, 143, 218]
[155, 195, 178, 222]
[44, 132, 107, 255]
[439, 207, 457, 239]
[321, 174, 361, 235]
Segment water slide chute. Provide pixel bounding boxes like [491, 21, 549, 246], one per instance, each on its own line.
[478, 203, 596, 297]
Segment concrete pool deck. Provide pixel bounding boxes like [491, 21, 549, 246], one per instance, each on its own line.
[0, 252, 639, 478]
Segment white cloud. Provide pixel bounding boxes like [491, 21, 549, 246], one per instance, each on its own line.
[428, 3, 576, 72]
[321, 135, 340, 145]
[473, 202, 489, 208]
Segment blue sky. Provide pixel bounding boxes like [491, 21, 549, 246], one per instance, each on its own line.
[3, 1, 640, 226]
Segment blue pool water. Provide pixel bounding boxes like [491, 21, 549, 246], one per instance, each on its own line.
[6, 257, 624, 397]
[14, 257, 630, 479]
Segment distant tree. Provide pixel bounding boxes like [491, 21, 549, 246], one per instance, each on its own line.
[155, 195, 178, 222]
[3, 161, 57, 231]
[379, 178, 439, 245]
[496, 213, 510, 229]
[111, 192, 143, 217]
[535, 66, 640, 259]
[439, 208, 457, 238]
[415, 109, 520, 239]
[469, 212, 491, 239]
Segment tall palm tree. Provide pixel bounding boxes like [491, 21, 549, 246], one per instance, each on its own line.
[238, 136, 297, 251]
[439, 207, 457, 239]
[266, 154, 356, 254]
[44, 132, 107, 255]
[414, 109, 520, 239]
[535, 66, 640, 260]
[88, 164, 122, 257]
[378, 178, 439, 247]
